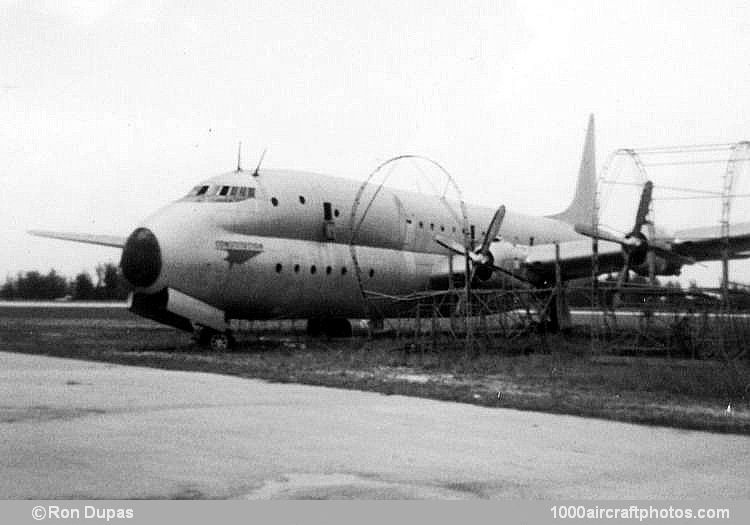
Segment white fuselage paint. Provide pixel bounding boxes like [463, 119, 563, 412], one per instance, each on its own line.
[137, 169, 585, 320]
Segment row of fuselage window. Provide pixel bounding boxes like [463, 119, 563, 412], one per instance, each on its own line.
[185, 185, 344, 217]
[187, 184, 256, 201]
[408, 218, 486, 239]
[275, 263, 375, 278]
[185, 185, 484, 239]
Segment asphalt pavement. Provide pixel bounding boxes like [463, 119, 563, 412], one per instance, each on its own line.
[1, 351, 747, 499]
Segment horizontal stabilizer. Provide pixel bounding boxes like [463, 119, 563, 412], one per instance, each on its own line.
[28, 230, 126, 248]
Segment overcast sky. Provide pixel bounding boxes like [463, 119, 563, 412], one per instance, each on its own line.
[2, 0, 750, 286]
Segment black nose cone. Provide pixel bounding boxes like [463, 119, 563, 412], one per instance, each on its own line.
[120, 228, 162, 288]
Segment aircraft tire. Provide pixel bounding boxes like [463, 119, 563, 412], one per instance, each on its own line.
[195, 326, 235, 351]
[323, 318, 352, 338]
[306, 318, 351, 338]
[209, 332, 232, 352]
[306, 318, 323, 337]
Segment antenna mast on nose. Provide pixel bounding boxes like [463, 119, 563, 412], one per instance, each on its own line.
[236, 142, 242, 172]
[252, 148, 267, 177]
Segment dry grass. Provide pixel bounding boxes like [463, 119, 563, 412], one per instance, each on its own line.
[1, 306, 748, 434]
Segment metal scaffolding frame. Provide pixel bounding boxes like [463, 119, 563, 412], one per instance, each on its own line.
[360, 286, 558, 357]
[590, 142, 750, 359]
[293, 142, 750, 361]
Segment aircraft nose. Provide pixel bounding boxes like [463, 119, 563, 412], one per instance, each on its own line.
[120, 227, 162, 288]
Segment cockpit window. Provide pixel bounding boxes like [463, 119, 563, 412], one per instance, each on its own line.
[182, 184, 256, 203]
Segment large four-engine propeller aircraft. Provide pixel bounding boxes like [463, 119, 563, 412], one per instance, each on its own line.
[30, 116, 750, 350]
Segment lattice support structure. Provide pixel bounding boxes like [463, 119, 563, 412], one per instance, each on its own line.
[590, 141, 750, 360]
[348, 155, 471, 340]
[363, 287, 557, 357]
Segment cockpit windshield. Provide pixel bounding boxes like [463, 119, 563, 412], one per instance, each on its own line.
[183, 185, 256, 202]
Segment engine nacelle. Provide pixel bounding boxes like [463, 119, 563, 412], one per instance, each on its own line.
[633, 255, 682, 277]
[489, 241, 529, 271]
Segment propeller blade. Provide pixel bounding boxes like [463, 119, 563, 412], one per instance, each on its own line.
[617, 251, 631, 289]
[632, 180, 653, 234]
[434, 234, 482, 263]
[613, 255, 630, 307]
[480, 205, 506, 255]
[576, 223, 644, 249]
[434, 234, 467, 256]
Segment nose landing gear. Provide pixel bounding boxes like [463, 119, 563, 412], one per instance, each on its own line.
[194, 326, 236, 351]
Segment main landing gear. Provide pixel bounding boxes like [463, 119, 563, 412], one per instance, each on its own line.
[194, 326, 236, 351]
[542, 289, 572, 333]
[306, 317, 353, 338]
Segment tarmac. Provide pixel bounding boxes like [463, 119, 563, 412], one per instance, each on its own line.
[1, 351, 748, 499]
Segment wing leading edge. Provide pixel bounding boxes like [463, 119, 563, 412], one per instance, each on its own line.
[429, 239, 626, 287]
[429, 219, 750, 289]
[28, 230, 126, 248]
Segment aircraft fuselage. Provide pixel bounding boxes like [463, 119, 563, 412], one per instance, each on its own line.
[128, 168, 584, 322]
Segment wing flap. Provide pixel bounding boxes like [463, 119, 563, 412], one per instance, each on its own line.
[28, 230, 126, 248]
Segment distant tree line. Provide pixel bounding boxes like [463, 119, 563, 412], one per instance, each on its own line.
[1, 263, 131, 301]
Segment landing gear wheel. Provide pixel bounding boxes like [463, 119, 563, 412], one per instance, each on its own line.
[323, 318, 352, 338]
[194, 326, 235, 351]
[306, 318, 323, 337]
[209, 332, 231, 352]
[306, 318, 352, 338]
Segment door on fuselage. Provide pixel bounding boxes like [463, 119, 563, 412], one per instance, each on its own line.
[323, 202, 336, 241]
[392, 195, 414, 249]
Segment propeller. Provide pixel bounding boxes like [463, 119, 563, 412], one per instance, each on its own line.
[632, 180, 653, 235]
[476, 206, 506, 265]
[575, 181, 654, 294]
[434, 205, 516, 283]
[575, 180, 697, 302]
[620, 181, 652, 285]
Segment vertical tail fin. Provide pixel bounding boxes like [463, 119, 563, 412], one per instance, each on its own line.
[548, 114, 597, 226]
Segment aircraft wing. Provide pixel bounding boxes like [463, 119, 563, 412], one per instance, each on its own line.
[28, 230, 126, 248]
[515, 221, 750, 280]
[670, 222, 750, 261]
[520, 239, 625, 282]
[429, 239, 626, 287]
